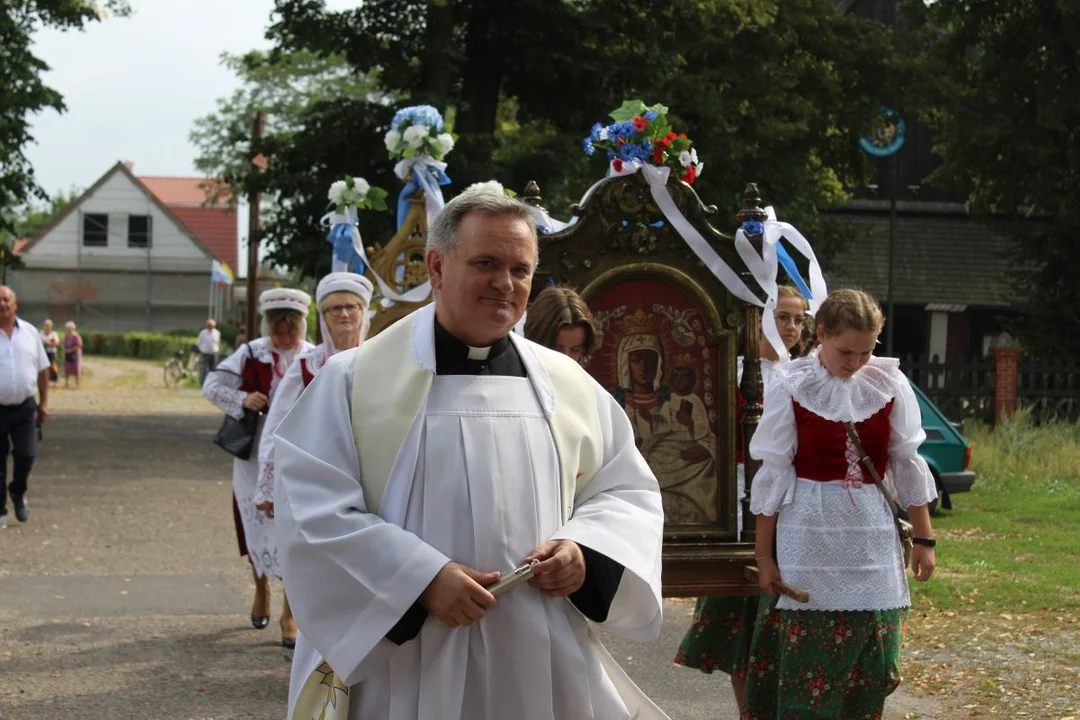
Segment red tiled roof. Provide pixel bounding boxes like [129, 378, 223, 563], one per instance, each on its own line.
[138, 175, 237, 270]
[13, 239, 29, 254]
[168, 205, 238, 271]
[139, 176, 231, 206]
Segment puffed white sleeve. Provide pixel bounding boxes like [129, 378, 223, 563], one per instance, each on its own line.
[887, 375, 939, 509]
[254, 358, 304, 506]
[202, 344, 249, 419]
[748, 379, 798, 516]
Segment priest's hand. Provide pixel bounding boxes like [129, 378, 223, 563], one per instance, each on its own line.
[525, 540, 586, 597]
[421, 562, 499, 628]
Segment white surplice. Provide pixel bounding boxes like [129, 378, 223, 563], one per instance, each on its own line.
[273, 304, 667, 720]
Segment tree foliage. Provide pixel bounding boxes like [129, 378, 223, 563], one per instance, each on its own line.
[911, 0, 1080, 354]
[209, 0, 904, 277]
[0, 0, 130, 235]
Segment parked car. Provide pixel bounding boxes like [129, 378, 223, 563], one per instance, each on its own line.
[910, 379, 975, 513]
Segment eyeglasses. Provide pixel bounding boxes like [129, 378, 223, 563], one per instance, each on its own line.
[324, 303, 363, 317]
[774, 312, 808, 327]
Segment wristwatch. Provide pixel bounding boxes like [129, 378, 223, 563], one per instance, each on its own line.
[912, 537, 937, 548]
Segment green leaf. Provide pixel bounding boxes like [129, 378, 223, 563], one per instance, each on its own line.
[367, 187, 389, 202]
[609, 99, 648, 123]
[368, 196, 388, 212]
[646, 102, 669, 117]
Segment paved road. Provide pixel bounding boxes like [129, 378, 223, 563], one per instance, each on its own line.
[0, 359, 942, 719]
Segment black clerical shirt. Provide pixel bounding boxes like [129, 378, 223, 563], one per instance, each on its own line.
[385, 322, 624, 645]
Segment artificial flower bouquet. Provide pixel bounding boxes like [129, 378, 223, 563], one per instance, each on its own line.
[384, 105, 456, 162]
[583, 100, 704, 184]
[327, 176, 388, 215]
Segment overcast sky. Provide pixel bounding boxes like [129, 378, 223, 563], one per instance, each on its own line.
[26, 0, 358, 194]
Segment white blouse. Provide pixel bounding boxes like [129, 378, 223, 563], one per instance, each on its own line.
[749, 351, 938, 517]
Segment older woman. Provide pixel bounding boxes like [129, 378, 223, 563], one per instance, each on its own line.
[62, 321, 82, 389]
[202, 288, 314, 641]
[40, 320, 59, 387]
[523, 285, 599, 366]
[253, 272, 373, 647]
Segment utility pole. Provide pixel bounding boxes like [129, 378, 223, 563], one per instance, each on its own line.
[245, 112, 263, 341]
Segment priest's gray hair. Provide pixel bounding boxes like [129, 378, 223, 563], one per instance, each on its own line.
[426, 188, 539, 267]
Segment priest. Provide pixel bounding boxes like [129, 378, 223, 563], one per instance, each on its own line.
[273, 188, 668, 720]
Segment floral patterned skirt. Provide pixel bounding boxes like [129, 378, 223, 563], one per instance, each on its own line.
[742, 604, 905, 720]
[673, 595, 759, 678]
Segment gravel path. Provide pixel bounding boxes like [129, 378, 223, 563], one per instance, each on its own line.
[0, 357, 947, 719]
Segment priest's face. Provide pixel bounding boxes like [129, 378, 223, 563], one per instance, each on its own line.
[428, 211, 536, 346]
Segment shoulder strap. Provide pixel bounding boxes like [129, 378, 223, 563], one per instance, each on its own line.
[842, 420, 903, 519]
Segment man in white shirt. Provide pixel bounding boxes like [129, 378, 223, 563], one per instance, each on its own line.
[0, 286, 50, 529]
[196, 318, 222, 384]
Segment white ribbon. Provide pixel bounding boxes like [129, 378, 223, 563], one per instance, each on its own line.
[321, 206, 433, 305]
[733, 206, 828, 363]
[394, 155, 448, 230]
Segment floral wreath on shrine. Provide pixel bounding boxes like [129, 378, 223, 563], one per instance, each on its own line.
[582, 100, 704, 184]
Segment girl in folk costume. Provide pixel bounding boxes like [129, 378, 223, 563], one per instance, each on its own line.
[202, 288, 314, 641]
[743, 289, 937, 719]
[253, 272, 374, 646]
[674, 285, 810, 715]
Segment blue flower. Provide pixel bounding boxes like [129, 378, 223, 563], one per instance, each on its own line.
[742, 219, 765, 236]
[583, 136, 595, 156]
[590, 122, 604, 142]
[391, 104, 445, 132]
[644, 110, 658, 121]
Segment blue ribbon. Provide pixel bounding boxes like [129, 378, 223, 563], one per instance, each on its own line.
[396, 163, 452, 229]
[327, 222, 366, 274]
[741, 219, 813, 302]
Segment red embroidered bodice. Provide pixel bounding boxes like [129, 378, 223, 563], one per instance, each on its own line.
[300, 357, 315, 388]
[792, 399, 893, 482]
[240, 353, 275, 399]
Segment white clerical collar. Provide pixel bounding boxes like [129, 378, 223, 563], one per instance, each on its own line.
[467, 345, 492, 360]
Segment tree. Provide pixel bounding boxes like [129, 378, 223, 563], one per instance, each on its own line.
[190, 48, 391, 202]
[910, 0, 1080, 355]
[0, 1, 130, 235]
[246, 0, 904, 277]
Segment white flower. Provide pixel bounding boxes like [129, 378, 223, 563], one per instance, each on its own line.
[435, 133, 455, 156]
[599, 127, 610, 141]
[328, 180, 347, 205]
[466, 180, 505, 196]
[678, 150, 692, 167]
[351, 177, 370, 199]
[695, 162, 705, 178]
[384, 130, 401, 152]
[403, 125, 427, 149]
[690, 148, 699, 165]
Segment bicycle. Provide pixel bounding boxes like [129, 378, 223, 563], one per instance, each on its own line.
[164, 345, 201, 388]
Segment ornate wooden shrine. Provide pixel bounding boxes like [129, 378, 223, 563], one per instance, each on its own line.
[362, 190, 431, 336]
[524, 174, 770, 598]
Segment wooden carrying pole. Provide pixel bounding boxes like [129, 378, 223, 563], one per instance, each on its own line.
[245, 112, 264, 341]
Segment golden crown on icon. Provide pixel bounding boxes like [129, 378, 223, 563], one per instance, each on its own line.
[616, 308, 662, 335]
[671, 352, 697, 367]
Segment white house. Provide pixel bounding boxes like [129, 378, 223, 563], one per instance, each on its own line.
[11, 161, 236, 332]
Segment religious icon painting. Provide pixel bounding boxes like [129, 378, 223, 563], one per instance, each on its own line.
[585, 274, 724, 526]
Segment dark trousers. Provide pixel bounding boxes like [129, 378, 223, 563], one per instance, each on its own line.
[0, 397, 36, 516]
[199, 353, 219, 385]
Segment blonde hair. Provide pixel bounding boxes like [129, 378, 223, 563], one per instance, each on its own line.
[815, 289, 884, 337]
[524, 286, 599, 365]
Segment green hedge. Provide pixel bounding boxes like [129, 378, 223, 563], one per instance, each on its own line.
[58, 331, 200, 362]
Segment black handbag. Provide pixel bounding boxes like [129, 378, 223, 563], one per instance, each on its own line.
[212, 344, 261, 460]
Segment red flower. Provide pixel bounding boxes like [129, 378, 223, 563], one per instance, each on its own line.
[633, 116, 648, 132]
[679, 133, 688, 140]
[683, 165, 697, 184]
[613, 159, 624, 172]
[653, 148, 665, 163]
[662, 131, 677, 147]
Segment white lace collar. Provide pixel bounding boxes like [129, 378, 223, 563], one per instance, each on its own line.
[777, 349, 903, 422]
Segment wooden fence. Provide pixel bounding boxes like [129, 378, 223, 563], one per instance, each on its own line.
[900, 352, 1080, 424]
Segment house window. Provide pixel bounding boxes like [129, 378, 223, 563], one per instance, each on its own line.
[128, 215, 152, 248]
[83, 214, 108, 247]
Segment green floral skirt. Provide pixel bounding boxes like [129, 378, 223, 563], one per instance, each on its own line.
[673, 595, 759, 678]
[742, 604, 905, 720]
